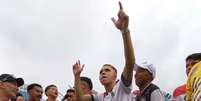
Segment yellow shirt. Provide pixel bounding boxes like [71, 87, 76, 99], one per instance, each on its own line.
[186, 61, 201, 101]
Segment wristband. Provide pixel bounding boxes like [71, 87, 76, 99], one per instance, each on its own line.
[121, 28, 130, 34]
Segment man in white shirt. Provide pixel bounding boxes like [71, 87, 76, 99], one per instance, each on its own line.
[72, 1, 135, 101]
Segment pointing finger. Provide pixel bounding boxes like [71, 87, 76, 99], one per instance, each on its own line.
[119, 1, 123, 10]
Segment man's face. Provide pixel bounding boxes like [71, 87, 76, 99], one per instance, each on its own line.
[29, 86, 43, 101]
[46, 86, 58, 99]
[66, 92, 76, 101]
[186, 59, 200, 75]
[99, 65, 117, 86]
[0, 81, 18, 99]
[134, 68, 152, 87]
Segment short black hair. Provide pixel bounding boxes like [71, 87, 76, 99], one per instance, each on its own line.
[102, 64, 117, 74]
[67, 89, 75, 93]
[80, 77, 93, 90]
[45, 84, 57, 95]
[63, 89, 75, 100]
[27, 83, 42, 92]
[186, 53, 201, 62]
[16, 93, 23, 97]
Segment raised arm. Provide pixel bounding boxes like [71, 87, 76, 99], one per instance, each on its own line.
[111, 2, 135, 86]
[73, 60, 92, 101]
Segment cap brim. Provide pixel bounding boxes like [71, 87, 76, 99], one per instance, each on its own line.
[134, 64, 148, 71]
[16, 78, 24, 87]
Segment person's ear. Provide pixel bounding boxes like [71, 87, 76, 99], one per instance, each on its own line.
[0, 82, 5, 89]
[0, 82, 3, 88]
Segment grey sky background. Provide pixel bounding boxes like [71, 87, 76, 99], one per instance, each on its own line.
[0, 0, 200, 97]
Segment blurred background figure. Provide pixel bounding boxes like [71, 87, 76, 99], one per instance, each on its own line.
[0, 74, 24, 101]
[45, 84, 58, 101]
[61, 88, 76, 101]
[27, 83, 43, 101]
[11, 93, 25, 101]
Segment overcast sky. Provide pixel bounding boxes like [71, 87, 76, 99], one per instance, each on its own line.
[0, 0, 200, 98]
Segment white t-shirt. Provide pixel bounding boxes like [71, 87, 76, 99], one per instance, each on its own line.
[92, 77, 132, 101]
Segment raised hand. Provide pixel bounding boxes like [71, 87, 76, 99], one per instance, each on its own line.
[72, 60, 84, 76]
[111, 1, 129, 31]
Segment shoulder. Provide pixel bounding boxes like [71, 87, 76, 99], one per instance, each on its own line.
[117, 76, 132, 93]
[92, 93, 104, 101]
[148, 84, 159, 91]
[150, 89, 165, 101]
[147, 84, 162, 97]
[189, 61, 201, 78]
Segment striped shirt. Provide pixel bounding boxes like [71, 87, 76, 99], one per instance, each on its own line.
[186, 61, 201, 101]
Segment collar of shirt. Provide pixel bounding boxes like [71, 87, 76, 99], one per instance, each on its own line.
[139, 83, 152, 95]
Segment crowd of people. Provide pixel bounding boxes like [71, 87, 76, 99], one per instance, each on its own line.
[0, 2, 201, 101]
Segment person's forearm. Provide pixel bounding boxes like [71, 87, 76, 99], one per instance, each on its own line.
[122, 29, 135, 86]
[122, 29, 135, 66]
[74, 75, 85, 101]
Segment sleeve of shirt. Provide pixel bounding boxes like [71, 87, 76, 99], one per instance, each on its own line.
[187, 61, 201, 101]
[92, 94, 103, 101]
[120, 74, 132, 94]
[192, 77, 201, 100]
[150, 89, 165, 101]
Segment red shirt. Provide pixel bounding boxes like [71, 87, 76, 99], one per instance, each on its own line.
[173, 84, 186, 98]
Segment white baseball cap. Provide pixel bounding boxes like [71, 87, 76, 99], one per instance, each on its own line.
[134, 61, 156, 79]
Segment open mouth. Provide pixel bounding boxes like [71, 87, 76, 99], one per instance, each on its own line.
[100, 76, 108, 83]
[101, 75, 107, 79]
[54, 92, 58, 96]
[37, 96, 42, 99]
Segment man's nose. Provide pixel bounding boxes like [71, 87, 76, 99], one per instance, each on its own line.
[102, 71, 106, 74]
